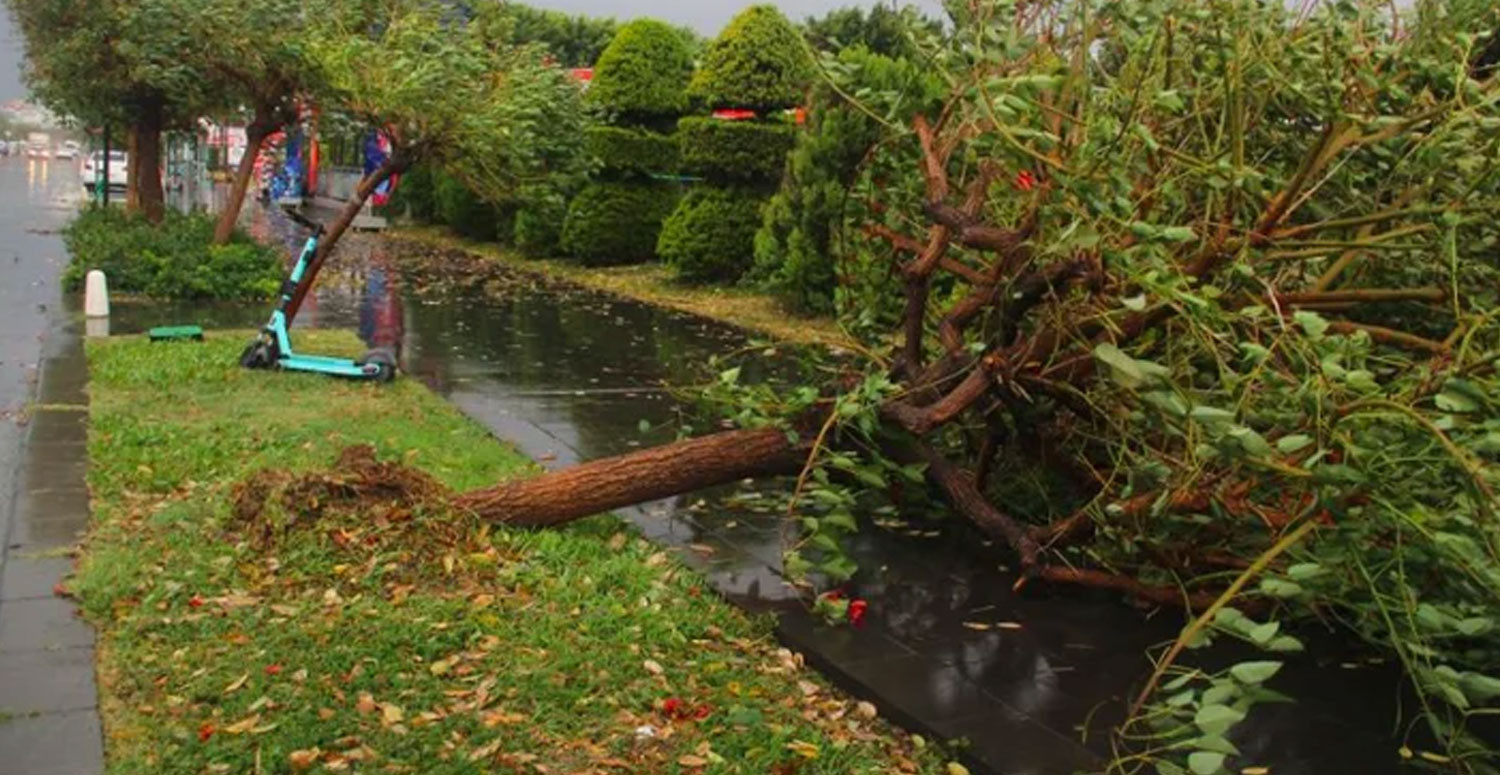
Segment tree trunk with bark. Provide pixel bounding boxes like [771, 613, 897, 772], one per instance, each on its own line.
[131, 101, 166, 224]
[213, 124, 269, 244]
[283, 157, 403, 324]
[124, 128, 140, 212]
[453, 428, 805, 525]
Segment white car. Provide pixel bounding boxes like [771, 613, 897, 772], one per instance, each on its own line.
[54, 142, 79, 160]
[83, 150, 128, 192]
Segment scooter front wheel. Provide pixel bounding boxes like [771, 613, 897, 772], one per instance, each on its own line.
[239, 339, 276, 370]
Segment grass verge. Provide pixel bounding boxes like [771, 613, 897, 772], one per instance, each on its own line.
[75, 331, 939, 774]
[387, 227, 856, 351]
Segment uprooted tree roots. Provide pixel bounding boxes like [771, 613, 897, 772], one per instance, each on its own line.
[229, 445, 515, 588]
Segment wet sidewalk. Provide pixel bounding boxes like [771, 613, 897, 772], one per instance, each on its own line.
[0, 317, 103, 775]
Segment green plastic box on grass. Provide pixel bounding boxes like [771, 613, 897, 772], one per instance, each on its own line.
[147, 325, 204, 342]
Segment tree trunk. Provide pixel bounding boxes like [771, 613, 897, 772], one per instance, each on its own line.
[131, 102, 166, 224]
[124, 128, 140, 211]
[283, 158, 402, 325]
[214, 125, 269, 244]
[453, 428, 804, 526]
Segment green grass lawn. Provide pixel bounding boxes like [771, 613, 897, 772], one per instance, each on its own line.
[75, 331, 942, 774]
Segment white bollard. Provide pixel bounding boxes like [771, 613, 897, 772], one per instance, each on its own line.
[84, 269, 109, 318]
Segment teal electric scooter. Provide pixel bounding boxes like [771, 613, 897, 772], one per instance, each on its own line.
[238, 208, 397, 382]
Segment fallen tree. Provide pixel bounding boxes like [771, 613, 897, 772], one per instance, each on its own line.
[292, 0, 1500, 768]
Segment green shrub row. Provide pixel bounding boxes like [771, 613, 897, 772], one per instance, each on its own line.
[62, 207, 282, 300]
[657, 186, 768, 283]
[677, 117, 796, 182]
[561, 181, 681, 265]
[586, 126, 679, 177]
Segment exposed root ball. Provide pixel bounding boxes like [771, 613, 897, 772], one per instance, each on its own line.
[230, 444, 450, 551]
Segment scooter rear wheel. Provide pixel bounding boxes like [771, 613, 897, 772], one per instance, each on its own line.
[359, 347, 398, 383]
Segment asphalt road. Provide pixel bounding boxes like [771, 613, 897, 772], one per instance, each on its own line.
[0, 155, 83, 509]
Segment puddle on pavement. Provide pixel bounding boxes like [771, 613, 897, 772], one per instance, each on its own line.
[102, 206, 1466, 775]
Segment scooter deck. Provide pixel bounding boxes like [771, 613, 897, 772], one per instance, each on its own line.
[278, 354, 378, 378]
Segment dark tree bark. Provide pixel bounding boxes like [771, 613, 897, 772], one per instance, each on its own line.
[213, 123, 270, 245]
[453, 428, 805, 526]
[283, 157, 404, 324]
[131, 101, 166, 224]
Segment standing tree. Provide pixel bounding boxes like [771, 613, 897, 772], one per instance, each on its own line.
[284, 0, 588, 321]
[5, 0, 219, 222]
[177, 0, 322, 244]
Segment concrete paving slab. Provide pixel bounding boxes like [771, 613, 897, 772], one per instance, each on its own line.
[0, 599, 93, 652]
[15, 488, 90, 525]
[16, 460, 88, 495]
[0, 648, 97, 714]
[0, 556, 72, 600]
[0, 708, 104, 775]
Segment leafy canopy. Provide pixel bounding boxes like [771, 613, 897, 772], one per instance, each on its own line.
[307, 0, 587, 200]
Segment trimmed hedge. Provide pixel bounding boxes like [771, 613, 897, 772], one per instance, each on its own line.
[589, 18, 695, 120]
[435, 173, 499, 242]
[657, 186, 768, 283]
[677, 117, 796, 181]
[585, 126, 679, 177]
[561, 181, 681, 265]
[689, 5, 812, 111]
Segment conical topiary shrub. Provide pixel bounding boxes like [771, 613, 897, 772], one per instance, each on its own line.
[561, 19, 693, 266]
[658, 5, 810, 283]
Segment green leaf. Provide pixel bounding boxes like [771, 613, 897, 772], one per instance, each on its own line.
[1189, 735, 1241, 755]
[1286, 563, 1324, 581]
[1188, 751, 1227, 775]
[822, 510, 859, 532]
[1122, 294, 1148, 311]
[1437, 379, 1483, 413]
[1259, 578, 1302, 598]
[1247, 621, 1280, 645]
[1276, 434, 1314, 453]
[637, 419, 652, 433]
[719, 366, 742, 385]
[1193, 704, 1246, 736]
[1266, 635, 1305, 653]
[1094, 343, 1147, 388]
[1229, 426, 1273, 457]
[1161, 226, 1197, 242]
[1294, 310, 1329, 338]
[1230, 661, 1283, 684]
[1155, 762, 1187, 775]
[1153, 89, 1186, 112]
[1189, 406, 1237, 426]
[1456, 617, 1494, 637]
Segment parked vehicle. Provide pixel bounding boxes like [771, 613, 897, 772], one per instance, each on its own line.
[83, 150, 128, 192]
[0, 140, 10, 156]
[54, 140, 80, 159]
